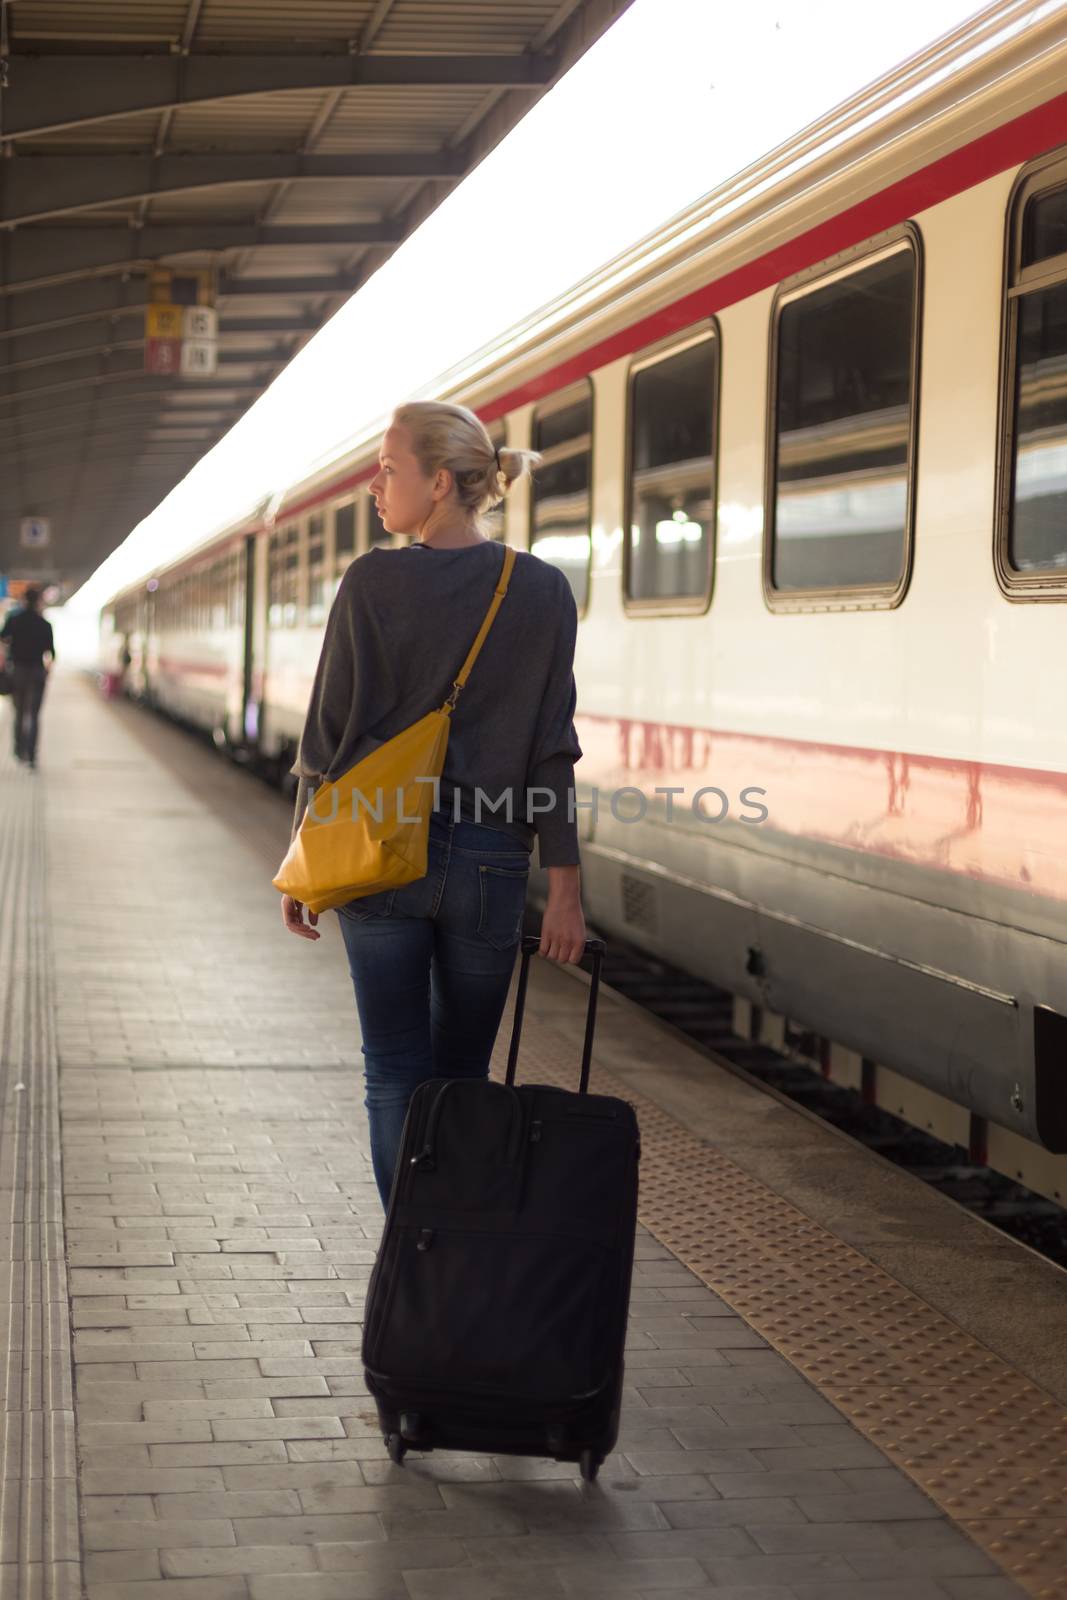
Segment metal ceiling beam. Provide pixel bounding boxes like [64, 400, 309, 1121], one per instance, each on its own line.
[0, 336, 139, 376]
[2, 435, 230, 467]
[1, 468, 204, 502]
[1, 55, 555, 141]
[2, 422, 235, 460]
[2, 423, 233, 459]
[358, 0, 401, 53]
[0, 461, 204, 497]
[180, 0, 207, 53]
[0, 345, 232, 388]
[1, 223, 399, 293]
[4, 404, 233, 436]
[11, 430, 221, 458]
[3, 462, 203, 490]
[2, 393, 246, 435]
[4, 483, 199, 512]
[218, 273, 360, 298]
[0, 335, 289, 377]
[0, 498, 197, 529]
[0, 312, 314, 355]
[0, 276, 339, 336]
[219, 315, 316, 334]
[1, 152, 469, 224]
[0, 366, 265, 406]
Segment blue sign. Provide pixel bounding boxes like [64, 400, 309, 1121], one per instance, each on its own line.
[0, 576, 7, 599]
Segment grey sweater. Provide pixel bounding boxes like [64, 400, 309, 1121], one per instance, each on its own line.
[289, 539, 583, 867]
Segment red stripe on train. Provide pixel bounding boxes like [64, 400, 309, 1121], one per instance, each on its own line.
[574, 711, 1067, 901]
[157, 656, 231, 678]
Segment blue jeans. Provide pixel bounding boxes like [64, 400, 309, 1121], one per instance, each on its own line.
[335, 811, 532, 1208]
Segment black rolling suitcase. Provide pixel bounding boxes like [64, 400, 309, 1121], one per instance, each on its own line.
[361, 936, 640, 1481]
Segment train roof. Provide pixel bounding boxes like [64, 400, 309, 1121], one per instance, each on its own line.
[100, 1, 1067, 602]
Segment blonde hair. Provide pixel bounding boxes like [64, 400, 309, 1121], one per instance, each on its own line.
[391, 400, 541, 536]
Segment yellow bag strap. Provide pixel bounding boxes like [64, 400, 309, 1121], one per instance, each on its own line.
[440, 543, 517, 713]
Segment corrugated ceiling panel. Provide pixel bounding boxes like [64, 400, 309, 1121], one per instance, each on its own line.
[161, 386, 260, 404]
[230, 243, 367, 278]
[316, 86, 487, 150]
[145, 426, 218, 438]
[196, 0, 376, 45]
[145, 183, 278, 222]
[266, 181, 402, 225]
[23, 113, 169, 153]
[212, 360, 276, 378]
[217, 294, 332, 316]
[9, 1, 190, 42]
[229, 245, 360, 273]
[169, 91, 328, 148]
[9, 0, 564, 49]
[218, 330, 295, 349]
[375, 1, 562, 53]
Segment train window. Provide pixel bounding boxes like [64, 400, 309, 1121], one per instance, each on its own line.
[767, 229, 920, 606]
[334, 502, 356, 572]
[625, 327, 716, 611]
[1022, 184, 1067, 266]
[485, 420, 507, 543]
[267, 531, 283, 629]
[530, 387, 592, 609]
[211, 558, 226, 632]
[228, 548, 243, 628]
[307, 513, 326, 626]
[281, 523, 300, 627]
[997, 161, 1067, 594]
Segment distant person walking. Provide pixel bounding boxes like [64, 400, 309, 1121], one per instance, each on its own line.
[0, 586, 55, 769]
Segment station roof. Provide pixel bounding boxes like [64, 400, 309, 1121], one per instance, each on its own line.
[0, 0, 633, 600]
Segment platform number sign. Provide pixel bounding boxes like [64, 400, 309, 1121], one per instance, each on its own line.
[180, 306, 219, 375]
[145, 304, 183, 374]
[180, 340, 218, 376]
[20, 517, 50, 549]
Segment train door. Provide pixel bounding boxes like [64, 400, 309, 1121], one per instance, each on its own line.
[240, 532, 259, 748]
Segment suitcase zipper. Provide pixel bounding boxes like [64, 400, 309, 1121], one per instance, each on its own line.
[409, 1080, 524, 1171]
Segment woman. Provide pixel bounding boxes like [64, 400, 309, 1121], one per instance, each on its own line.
[281, 400, 587, 1207]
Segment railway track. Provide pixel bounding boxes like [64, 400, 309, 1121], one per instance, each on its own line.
[559, 922, 1067, 1271]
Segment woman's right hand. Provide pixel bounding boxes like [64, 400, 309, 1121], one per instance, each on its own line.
[282, 894, 320, 941]
[538, 882, 586, 965]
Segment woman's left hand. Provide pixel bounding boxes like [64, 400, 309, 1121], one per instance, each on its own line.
[282, 894, 320, 940]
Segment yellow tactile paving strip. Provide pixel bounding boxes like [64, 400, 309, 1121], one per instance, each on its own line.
[500, 1002, 1067, 1600]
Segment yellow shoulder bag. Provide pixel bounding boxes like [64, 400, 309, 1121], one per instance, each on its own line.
[272, 543, 516, 915]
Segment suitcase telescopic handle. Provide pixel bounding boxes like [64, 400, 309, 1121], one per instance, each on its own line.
[504, 936, 606, 1094]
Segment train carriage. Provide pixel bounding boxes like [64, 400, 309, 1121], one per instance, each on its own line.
[101, 3, 1067, 1200]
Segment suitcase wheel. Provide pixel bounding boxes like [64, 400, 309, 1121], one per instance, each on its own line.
[386, 1433, 407, 1466]
[579, 1449, 600, 1483]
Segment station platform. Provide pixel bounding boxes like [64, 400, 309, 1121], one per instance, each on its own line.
[3, 670, 1066, 1600]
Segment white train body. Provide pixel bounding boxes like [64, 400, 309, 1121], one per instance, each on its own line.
[102, 4, 1067, 1197]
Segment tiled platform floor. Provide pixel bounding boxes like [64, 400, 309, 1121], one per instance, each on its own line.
[3, 670, 1039, 1600]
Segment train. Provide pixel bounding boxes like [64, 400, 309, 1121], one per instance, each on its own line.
[101, 2, 1067, 1204]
